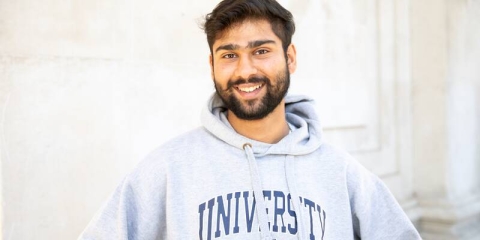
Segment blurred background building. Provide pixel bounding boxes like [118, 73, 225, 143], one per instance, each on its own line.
[0, 0, 479, 239]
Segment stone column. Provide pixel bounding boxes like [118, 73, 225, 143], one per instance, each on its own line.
[411, 0, 480, 239]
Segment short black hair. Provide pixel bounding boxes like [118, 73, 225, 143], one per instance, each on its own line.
[202, 0, 295, 53]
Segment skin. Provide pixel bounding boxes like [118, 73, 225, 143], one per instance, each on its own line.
[209, 19, 297, 144]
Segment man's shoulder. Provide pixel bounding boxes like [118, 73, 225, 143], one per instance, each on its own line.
[138, 127, 216, 164]
[316, 142, 356, 164]
[127, 127, 215, 179]
[157, 127, 212, 151]
[317, 143, 382, 182]
[310, 142, 378, 178]
[149, 127, 215, 156]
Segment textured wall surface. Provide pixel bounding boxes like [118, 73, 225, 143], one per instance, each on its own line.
[411, 0, 480, 239]
[0, 1, 215, 238]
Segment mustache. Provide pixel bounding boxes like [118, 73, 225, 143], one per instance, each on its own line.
[226, 76, 269, 90]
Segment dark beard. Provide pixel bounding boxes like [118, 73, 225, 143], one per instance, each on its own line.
[214, 66, 290, 120]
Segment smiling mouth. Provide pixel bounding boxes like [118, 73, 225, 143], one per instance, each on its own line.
[235, 83, 264, 93]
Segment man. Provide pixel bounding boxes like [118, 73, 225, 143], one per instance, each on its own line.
[80, 0, 421, 239]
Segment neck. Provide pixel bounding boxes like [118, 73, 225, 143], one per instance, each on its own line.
[227, 100, 289, 144]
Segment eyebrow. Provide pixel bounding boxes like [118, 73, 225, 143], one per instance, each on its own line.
[214, 40, 276, 53]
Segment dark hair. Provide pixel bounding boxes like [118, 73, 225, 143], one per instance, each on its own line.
[202, 0, 295, 53]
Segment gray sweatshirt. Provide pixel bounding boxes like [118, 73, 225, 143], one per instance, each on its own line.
[79, 94, 421, 240]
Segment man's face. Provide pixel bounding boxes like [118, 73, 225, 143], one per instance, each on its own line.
[210, 19, 297, 120]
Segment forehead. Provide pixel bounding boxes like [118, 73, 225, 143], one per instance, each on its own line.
[212, 19, 281, 49]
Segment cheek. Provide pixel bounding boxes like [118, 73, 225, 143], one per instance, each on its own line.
[258, 59, 285, 75]
[214, 64, 235, 81]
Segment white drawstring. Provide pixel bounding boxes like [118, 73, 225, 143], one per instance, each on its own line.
[243, 143, 275, 240]
[285, 155, 305, 240]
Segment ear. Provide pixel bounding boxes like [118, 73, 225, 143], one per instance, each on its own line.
[209, 54, 214, 80]
[286, 44, 297, 74]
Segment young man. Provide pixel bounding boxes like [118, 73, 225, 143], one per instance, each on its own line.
[80, 0, 421, 239]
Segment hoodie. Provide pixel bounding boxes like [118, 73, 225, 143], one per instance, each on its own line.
[79, 94, 421, 240]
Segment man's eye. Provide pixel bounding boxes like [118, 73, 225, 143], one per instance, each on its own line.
[255, 49, 269, 55]
[223, 53, 236, 59]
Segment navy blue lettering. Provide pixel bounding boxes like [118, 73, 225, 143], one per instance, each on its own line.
[287, 194, 298, 234]
[304, 198, 316, 240]
[262, 190, 272, 230]
[215, 194, 233, 237]
[198, 191, 327, 239]
[273, 191, 287, 233]
[233, 192, 241, 233]
[207, 198, 215, 240]
[198, 203, 206, 240]
[243, 191, 256, 232]
[316, 205, 326, 240]
[263, 190, 272, 212]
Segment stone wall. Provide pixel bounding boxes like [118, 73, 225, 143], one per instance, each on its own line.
[412, 0, 480, 239]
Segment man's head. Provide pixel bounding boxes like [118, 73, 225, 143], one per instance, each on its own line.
[203, 0, 297, 120]
[203, 0, 295, 53]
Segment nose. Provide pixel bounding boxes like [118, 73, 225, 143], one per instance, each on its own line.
[235, 55, 258, 80]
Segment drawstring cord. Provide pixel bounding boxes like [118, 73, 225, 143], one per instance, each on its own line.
[243, 143, 274, 240]
[285, 155, 305, 240]
[243, 144, 305, 240]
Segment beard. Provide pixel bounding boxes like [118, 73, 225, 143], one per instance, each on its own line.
[214, 65, 290, 120]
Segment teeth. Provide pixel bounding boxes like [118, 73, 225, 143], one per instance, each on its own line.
[238, 84, 262, 93]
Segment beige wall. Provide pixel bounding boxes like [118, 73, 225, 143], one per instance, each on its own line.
[412, 0, 480, 239]
[0, 0, 479, 239]
[0, 1, 215, 239]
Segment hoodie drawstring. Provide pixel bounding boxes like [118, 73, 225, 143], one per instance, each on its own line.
[285, 155, 305, 240]
[244, 144, 306, 240]
[243, 143, 274, 240]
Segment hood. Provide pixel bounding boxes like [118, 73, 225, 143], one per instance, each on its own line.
[201, 93, 323, 156]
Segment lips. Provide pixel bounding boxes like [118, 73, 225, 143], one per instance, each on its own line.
[236, 83, 264, 93]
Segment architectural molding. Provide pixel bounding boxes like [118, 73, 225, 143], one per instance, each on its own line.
[419, 193, 480, 239]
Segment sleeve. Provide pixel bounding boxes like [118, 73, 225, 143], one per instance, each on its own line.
[78, 158, 167, 240]
[346, 160, 421, 240]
